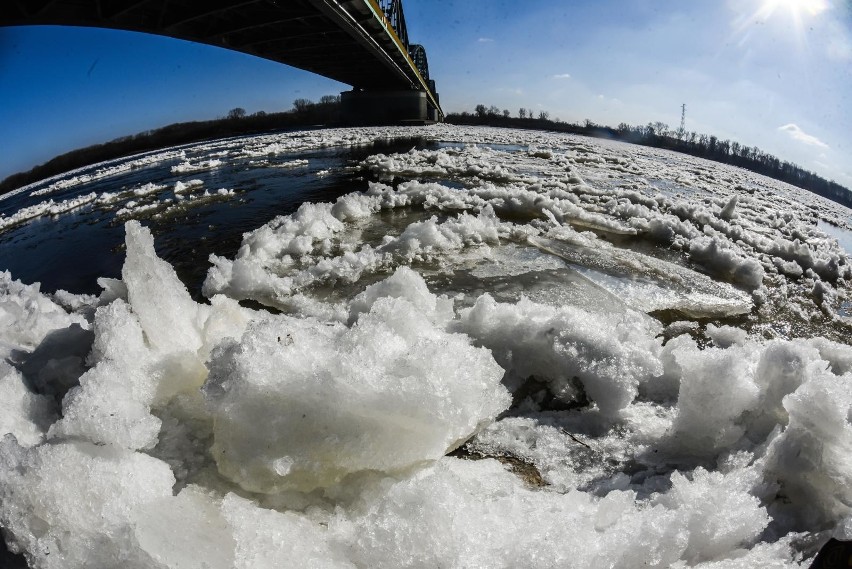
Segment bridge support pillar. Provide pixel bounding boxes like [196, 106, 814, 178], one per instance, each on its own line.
[341, 90, 432, 125]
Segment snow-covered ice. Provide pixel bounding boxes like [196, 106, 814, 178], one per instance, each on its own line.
[1, 125, 851, 568]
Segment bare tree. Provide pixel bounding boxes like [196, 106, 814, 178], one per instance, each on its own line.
[538, 110, 550, 121]
[731, 141, 741, 157]
[227, 107, 247, 120]
[293, 99, 313, 113]
[651, 121, 670, 137]
[518, 108, 527, 119]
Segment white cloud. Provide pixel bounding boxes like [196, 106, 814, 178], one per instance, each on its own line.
[478, 37, 494, 43]
[778, 124, 829, 149]
[552, 73, 571, 79]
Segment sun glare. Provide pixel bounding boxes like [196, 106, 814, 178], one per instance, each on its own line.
[759, 0, 829, 19]
[734, 0, 833, 48]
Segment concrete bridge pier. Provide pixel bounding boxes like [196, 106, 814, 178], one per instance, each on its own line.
[341, 89, 437, 125]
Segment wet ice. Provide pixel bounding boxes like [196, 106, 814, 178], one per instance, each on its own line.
[1, 125, 851, 568]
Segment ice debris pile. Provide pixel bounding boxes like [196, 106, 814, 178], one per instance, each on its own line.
[1, 125, 852, 568]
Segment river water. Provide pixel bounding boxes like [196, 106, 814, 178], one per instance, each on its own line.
[1, 125, 851, 568]
[0, 137, 429, 298]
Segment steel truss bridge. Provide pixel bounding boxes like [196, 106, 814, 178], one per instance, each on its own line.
[1, 0, 442, 123]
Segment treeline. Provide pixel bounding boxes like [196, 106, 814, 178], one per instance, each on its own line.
[0, 96, 342, 195]
[448, 106, 852, 209]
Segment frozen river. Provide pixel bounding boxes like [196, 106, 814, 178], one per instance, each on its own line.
[1, 125, 851, 568]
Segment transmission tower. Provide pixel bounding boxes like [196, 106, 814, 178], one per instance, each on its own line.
[678, 104, 686, 140]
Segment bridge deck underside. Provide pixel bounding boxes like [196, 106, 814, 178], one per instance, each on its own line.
[2, 0, 420, 91]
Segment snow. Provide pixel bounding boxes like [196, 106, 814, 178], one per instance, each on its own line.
[455, 294, 663, 417]
[0, 438, 176, 568]
[204, 273, 508, 493]
[0, 192, 99, 232]
[0, 364, 54, 447]
[171, 159, 223, 174]
[0, 271, 89, 350]
[1, 125, 851, 568]
[173, 179, 204, 194]
[11, 148, 190, 200]
[271, 159, 309, 168]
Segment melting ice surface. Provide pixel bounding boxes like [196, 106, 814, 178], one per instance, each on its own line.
[1, 125, 852, 568]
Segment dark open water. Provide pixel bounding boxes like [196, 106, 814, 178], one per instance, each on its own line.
[0, 138, 431, 299]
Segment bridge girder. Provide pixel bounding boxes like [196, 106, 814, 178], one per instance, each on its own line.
[1, 0, 442, 119]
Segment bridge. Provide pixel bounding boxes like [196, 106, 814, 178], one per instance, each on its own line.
[1, 0, 443, 124]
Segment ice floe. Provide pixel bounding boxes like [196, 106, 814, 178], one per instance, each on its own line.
[1, 125, 851, 568]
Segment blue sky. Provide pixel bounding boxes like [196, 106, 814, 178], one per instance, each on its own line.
[1, 0, 850, 188]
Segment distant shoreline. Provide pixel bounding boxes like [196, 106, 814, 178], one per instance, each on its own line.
[3, 102, 850, 212]
[445, 111, 852, 211]
[0, 99, 342, 197]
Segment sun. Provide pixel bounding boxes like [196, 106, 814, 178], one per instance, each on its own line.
[759, 0, 829, 19]
[737, 0, 832, 45]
